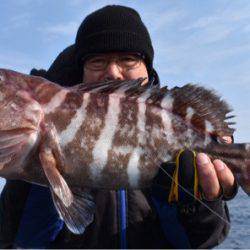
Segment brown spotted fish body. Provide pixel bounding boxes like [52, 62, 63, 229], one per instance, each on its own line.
[0, 68, 249, 234]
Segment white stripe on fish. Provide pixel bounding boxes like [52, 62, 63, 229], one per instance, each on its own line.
[59, 93, 90, 147]
[127, 147, 142, 187]
[44, 89, 69, 114]
[137, 90, 151, 145]
[160, 93, 177, 145]
[186, 107, 195, 121]
[90, 93, 122, 178]
[161, 93, 174, 110]
[161, 109, 175, 145]
[126, 92, 151, 187]
[204, 120, 213, 145]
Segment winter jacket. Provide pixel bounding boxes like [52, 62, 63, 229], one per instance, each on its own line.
[0, 45, 232, 249]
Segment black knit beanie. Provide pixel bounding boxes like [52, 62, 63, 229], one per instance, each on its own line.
[75, 5, 154, 74]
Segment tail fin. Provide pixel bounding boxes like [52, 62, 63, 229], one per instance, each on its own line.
[202, 143, 250, 195]
[232, 143, 250, 195]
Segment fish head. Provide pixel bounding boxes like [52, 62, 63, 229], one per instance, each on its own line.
[0, 75, 43, 131]
[0, 70, 43, 178]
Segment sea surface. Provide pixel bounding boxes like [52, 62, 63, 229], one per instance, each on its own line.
[216, 188, 250, 249]
[0, 178, 249, 248]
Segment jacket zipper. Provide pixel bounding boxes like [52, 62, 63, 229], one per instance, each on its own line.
[118, 189, 127, 249]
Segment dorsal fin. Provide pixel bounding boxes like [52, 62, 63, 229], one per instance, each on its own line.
[71, 79, 234, 138]
[129, 83, 234, 138]
[167, 84, 235, 137]
[70, 78, 147, 95]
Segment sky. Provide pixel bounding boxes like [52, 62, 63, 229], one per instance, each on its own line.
[0, 1, 250, 187]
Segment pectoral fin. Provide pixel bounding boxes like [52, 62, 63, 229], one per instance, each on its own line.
[39, 147, 73, 206]
[51, 188, 95, 234]
[0, 129, 38, 175]
[39, 125, 95, 234]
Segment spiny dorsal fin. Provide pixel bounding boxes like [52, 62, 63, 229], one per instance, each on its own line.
[168, 84, 235, 137]
[71, 79, 234, 138]
[70, 78, 147, 95]
[130, 82, 235, 138]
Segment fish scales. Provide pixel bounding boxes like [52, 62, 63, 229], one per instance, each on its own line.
[92, 93, 124, 182]
[49, 92, 108, 185]
[0, 68, 250, 235]
[103, 94, 138, 188]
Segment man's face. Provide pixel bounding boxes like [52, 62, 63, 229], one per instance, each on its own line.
[82, 52, 149, 84]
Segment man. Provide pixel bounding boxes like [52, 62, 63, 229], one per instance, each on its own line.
[0, 5, 237, 249]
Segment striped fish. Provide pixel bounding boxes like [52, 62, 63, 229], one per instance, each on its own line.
[0, 68, 249, 234]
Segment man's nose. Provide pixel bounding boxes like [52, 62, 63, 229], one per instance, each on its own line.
[103, 62, 123, 81]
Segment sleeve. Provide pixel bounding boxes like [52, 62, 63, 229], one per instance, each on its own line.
[14, 185, 64, 249]
[151, 150, 231, 249]
[0, 180, 31, 248]
[177, 196, 230, 248]
[176, 150, 231, 248]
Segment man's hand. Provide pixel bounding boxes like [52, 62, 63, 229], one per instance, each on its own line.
[196, 136, 235, 200]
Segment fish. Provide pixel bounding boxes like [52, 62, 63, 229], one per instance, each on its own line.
[0, 68, 249, 234]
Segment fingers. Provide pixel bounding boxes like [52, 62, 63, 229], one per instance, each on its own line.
[196, 153, 236, 200]
[219, 136, 233, 144]
[213, 159, 235, 197]
[196, 153, 221, 200]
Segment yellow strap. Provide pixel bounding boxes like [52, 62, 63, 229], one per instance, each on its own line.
[168, 149, 185, 203]
[168, 150, 200, 203]
[192, 151, 200, 199]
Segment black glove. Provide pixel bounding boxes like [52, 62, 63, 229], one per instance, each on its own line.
[152, 149, 200, 204]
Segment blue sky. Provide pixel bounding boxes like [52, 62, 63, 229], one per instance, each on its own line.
[0, 0, 250, 190]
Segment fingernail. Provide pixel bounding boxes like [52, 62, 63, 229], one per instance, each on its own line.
[196, 153, 210, 166]
[216, 160, 225, 171]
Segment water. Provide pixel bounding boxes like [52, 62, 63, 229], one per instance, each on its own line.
[0, 178, 249, 248]
[217, 188, 250, 249]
